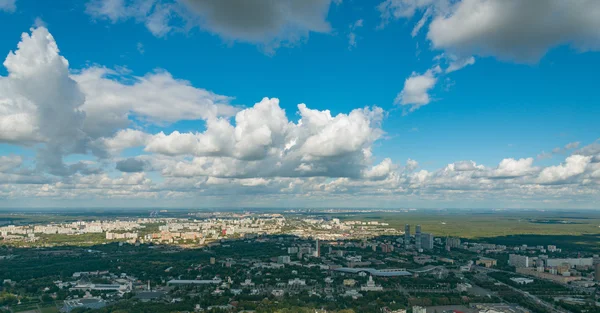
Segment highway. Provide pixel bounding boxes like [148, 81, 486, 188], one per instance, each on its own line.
[474, 266, 570, 313]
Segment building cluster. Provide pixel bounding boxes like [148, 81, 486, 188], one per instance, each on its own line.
[0, 220, 143, 242]
[401, 224, 435, 251]
[508, 254, 597, 284]
[288, 218, 400, 240]
[143, 215, 285, 244]
[50, 270, 139, 300]
[1, 214, 405, 246]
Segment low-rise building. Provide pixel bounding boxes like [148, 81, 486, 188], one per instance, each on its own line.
[412, 306, 426, 313]
[343, 279, 356, 287]
[62, 298, 106, 312]
[342, 289, 362, 299]
[516, 267, 580, 284]
[288, 278, 306, 286]
[510, 277, 534, 285]
[271, 289, 285, 297]
[476, 257, 497, 268]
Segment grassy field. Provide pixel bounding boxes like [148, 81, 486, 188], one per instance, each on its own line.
[11, 303, 40, 312]
[9, 302, 60, 313]
[332, 209, 600, 238]
[39, 304, 60, 313]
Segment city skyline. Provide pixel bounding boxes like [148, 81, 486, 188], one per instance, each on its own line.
[1, 0, 600, 209]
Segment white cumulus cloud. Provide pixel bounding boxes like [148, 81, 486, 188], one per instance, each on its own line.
[537, 155, 591, 184]
[394, 66, 440, 112]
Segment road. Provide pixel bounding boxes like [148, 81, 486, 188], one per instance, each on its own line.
[474, 266, 570, 313]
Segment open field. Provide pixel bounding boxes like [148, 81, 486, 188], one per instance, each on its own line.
[330, 209, 600, 238]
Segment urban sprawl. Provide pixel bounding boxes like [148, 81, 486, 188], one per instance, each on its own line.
[1, 212, 599, 313]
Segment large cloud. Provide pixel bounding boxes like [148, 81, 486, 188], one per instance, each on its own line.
[108, 97, 385, 179]
[380, 0, 600, 63]
[0, 27, 237, 174]
[0, 27, 89, 175]
[73, 67, 235, 138]
[142, 98, 289, 160]
[86, 0, 333, 53]
[537, 155, 592, 184]
[428, 0, 600, 62]
[487, 158, 538, 179]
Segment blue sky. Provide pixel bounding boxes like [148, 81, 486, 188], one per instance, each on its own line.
[1, 0, 600, 209]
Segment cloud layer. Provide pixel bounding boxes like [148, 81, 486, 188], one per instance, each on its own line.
[1, 26, 600, 208]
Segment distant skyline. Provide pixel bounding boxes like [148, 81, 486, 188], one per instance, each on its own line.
[1, 0, 600, 209]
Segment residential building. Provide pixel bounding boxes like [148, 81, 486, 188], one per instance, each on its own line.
[415, 225, 422, 250]
[446, 237, 461, 249]
[546, 258, 593, 267]
[381, 243, 394, 253]
[277, 255, 291, 264]
[476, 257, 497, 268]
[421, 233, 433, 250]
[516, 268, 580, 284]
[509, 254, 530, 268]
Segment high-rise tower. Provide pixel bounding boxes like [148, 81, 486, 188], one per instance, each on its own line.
[415, 225, 422, 250]
[315, 239, 320, 257]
